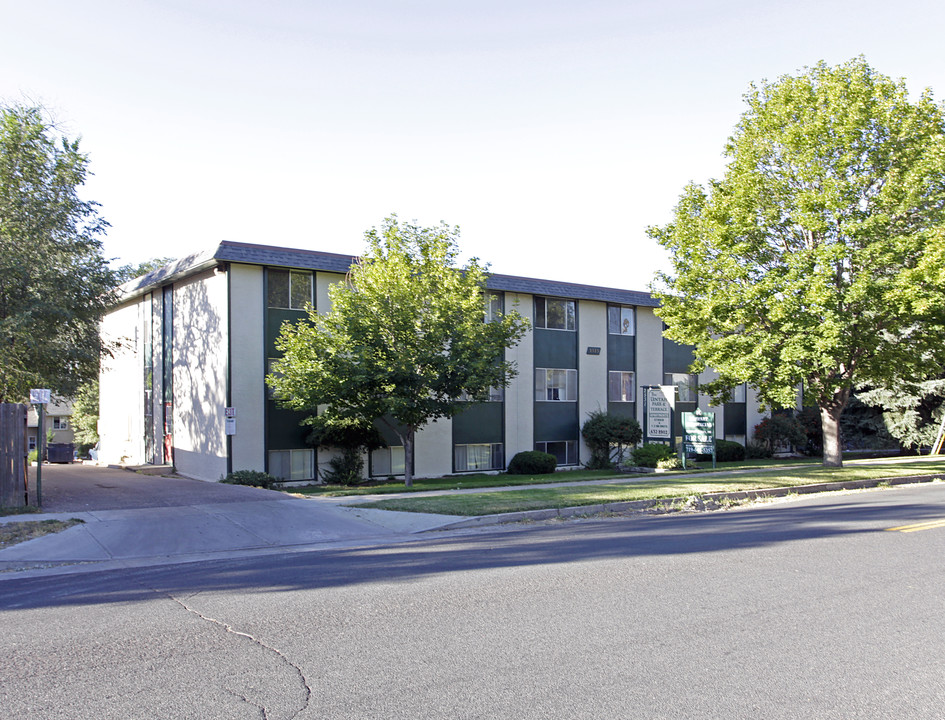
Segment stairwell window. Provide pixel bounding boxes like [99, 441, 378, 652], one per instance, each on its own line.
[536, 368, 577, 402]
[268, 269, 313, 310]
[535, 297, 575, 331]
[608, 371, 635, 402]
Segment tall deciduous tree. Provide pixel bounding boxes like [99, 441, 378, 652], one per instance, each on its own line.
[648, 58, 945, 466]
[0, 104, 116, 402]
[268, 216, 529, 486]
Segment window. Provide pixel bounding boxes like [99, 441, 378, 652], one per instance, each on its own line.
[664, 373, 698, 403]
[608, 371, 635, 402]
[268, 269, 313, 310]
[455, 443, 504, 472]
[536, 440, 578, 466]
[459, 386, 505, 402]
[268, 449, 314, 481]
[535, 297, 575, 331]
[731, 383, 747, 403]
[535, 368, 577, 402]
[52, 417, 68, 430]
[485, 291, 503, 323]
[28, 436, 36, 451]
[608, 306, 635, 336]
[371, 446, 405, 477]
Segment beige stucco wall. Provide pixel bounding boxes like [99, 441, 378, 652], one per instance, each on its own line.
[504, 292, 535, 459]
[578, 300, 608, 463]
[171, 268, 229, 481]
[228, 264, 266, 473]
[415, 418, 453, 477]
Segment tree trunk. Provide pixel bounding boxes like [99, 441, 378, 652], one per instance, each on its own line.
[403, 427, 415, 487]
[820, 388, 850, 467]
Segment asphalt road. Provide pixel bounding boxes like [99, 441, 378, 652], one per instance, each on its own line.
[2, 482, 944, 719]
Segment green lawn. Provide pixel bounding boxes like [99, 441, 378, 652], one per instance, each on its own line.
[345, 457, 945, 516]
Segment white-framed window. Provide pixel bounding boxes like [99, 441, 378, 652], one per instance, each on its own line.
[454, 443, 504, 472]
[536, 440, 578, 466]
[28, 436, 37, 451]
[268, 448, 314, 481]
[664, 373, 698, 403]
[608, 305, 635, 336]
[731, 383, 747, 403]
[485, 291, 503, 323]
[535, 368, 578, 402]
[268, 269, 313, 310]
[608, 371, 635, 402]
[534, 297, 576, 331]
[371, 446, 406, 477]
[52, 417, 69, 430]
[459, 386, 505, 402]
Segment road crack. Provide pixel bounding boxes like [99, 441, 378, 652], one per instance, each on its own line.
[166, 593, 312, 719]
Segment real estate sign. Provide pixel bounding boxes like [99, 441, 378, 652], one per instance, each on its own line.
[681, 410, 716, 468]
[644, 385, 675, 442]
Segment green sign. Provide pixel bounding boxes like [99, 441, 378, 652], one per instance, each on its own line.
[680, 411, 716, 468]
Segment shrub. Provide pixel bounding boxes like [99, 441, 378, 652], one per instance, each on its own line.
[631, 443, 676, 468]
[745, 441, 773, 459]
[753, 413, 807, 453]
[222, 470, 278, 488]
[712, 439, 746, 462]
[321, 449, 364, 486]
[581, 411, 643, 469]
[507, 451, 557, 475]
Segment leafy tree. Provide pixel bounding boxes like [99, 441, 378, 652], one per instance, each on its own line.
[0, 104, 117, 402]
[858, 375, 945, 451]
[114, 257, 176, 284]
[581, 410, 642, 469]
[269, 215, 529, 486]
[648, 58, 945, 467]
[70, 379, 100, 455]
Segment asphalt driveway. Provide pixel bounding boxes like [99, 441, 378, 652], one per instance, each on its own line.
[1, 464, 462, 574]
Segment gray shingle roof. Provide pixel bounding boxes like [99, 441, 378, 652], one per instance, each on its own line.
[118, 240, 657, 307]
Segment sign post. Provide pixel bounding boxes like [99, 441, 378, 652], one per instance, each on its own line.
[29, 389, 51, 507]
[680, 410, 716, 469]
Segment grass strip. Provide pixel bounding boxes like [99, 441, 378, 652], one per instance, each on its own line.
[0, 518, 84, 549]
[349, 459, 945, 516]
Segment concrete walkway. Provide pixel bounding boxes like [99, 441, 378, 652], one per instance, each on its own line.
[0, 464, 466, 576]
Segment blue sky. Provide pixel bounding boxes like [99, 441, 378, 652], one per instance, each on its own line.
[2, 0, 944, 290]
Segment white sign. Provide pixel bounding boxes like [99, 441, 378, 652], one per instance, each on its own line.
[646, 386, 675, 439]
[225, 416, 237, 436]
[224, 407, 237, 418]
[30, 389, 51, 404]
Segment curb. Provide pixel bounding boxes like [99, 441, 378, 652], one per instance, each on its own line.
[430, 473, 945, 531]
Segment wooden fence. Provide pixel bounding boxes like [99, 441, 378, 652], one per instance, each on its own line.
[0, 403, 28, 508]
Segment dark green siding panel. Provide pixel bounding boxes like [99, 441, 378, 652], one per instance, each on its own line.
[607, 334, 635, 370]
[534, 329, 578, 368]
[534, 404, 578, 441]
[663, 338, 696, 374]
[266, 404, 310, 449]
[607, 402, 637, 420]
[724, 403, 747, 436]
[453, 403, 504, 444]
[266, 309, 308, 352]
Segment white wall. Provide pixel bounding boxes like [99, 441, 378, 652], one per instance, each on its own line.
[228, 264, 266, 473]
[504, 292, 535, 459]
[578, 300, 608, 463]
[171, 268, 229, 481]
[635, 306, 664, 428]
[99, 299, 145, 465]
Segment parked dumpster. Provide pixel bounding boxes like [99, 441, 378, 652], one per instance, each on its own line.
[47, 443, 74, 463]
